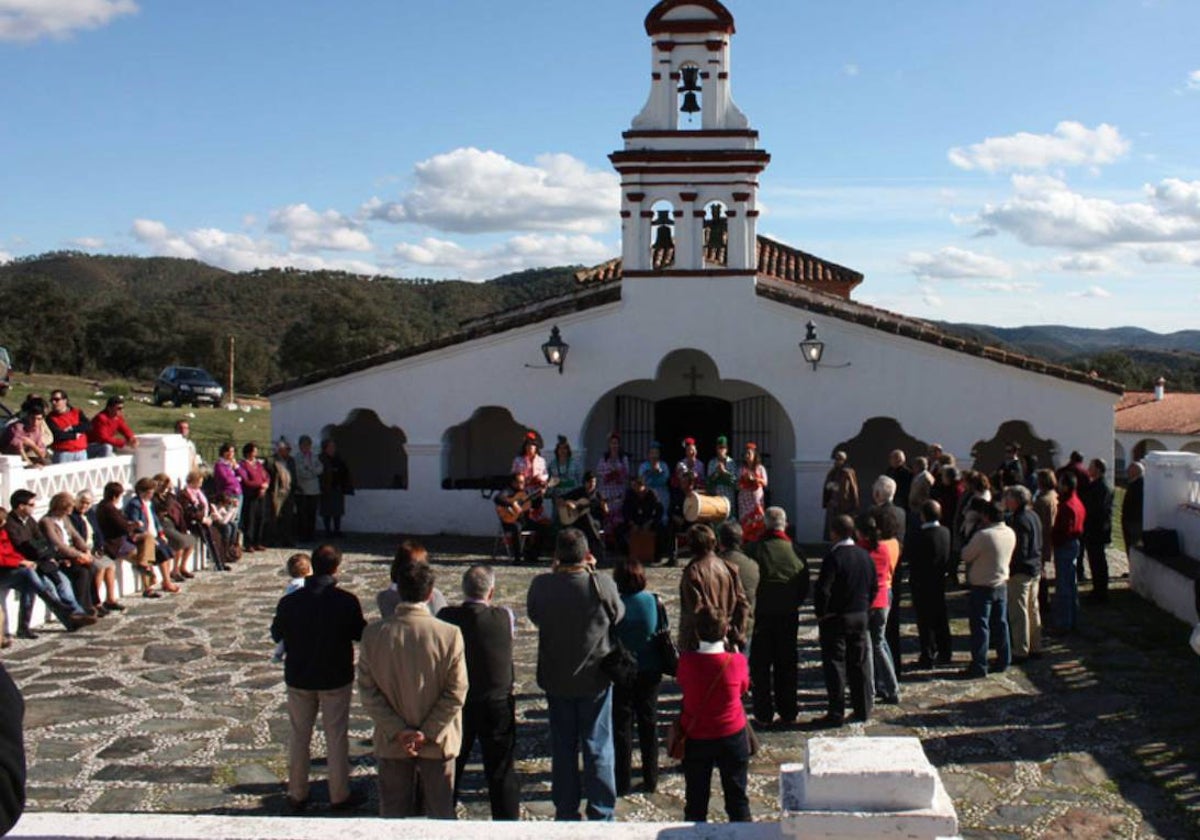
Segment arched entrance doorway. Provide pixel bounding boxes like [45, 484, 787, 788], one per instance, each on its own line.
[581, 349, 797, 513]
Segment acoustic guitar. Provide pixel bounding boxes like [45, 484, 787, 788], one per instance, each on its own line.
[495, 478, 559, 525]
[556, 495, 608, 527]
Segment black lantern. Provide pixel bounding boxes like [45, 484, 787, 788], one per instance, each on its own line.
[799, 321, 825, 370]
[541, 326, 569, 374]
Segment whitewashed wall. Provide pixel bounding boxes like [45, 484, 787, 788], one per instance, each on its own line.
[272, 275, 1119, 541]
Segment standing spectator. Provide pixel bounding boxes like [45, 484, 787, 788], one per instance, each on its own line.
[1122, 462, 1145, 554]
[71, 491, 122, 612]
[319, 438, 353, 538]
[857, 512, 900, 705]
[1082, 458, 1115, 603]
[124, 478, 180, 594]
[45, 390, 90, 464]
[822, 451, 859, 540]
[676, 605, 752, 823]
[908, 501, 952, 668]
[717, 521, 759, 651]
[359, 561, 466, 819]
[438, 565, 520, 820]
[1051, 474, 1085, 634]
[268, 439, 297, 548]
[611, 560, 663, 796]
[87, 395, 138, 457]
[526, 529, 623, 822]
[748, 508, 809, 726]
[152, 475, 194, 581]
[1058, 451, 1091, 582]
[0, 663, 24, 835]
[1004, 485, 1042, 663]
[886, 450, 913, 514]
[6, 490, 95, 623]
[1032, 469, 1059, 622]
[293, 435, 323, 543]
[174, 418, 201, 472]
[271, 544, 366, 812]
[872, 474, 907, 672]
[376, 541, 448, 619]
[39, 491, 100, 615]
[812, 515, 877, 727]
[212, 444, 244, 532]
[678, 524, 749, 652]
[237, 442, 270, 553]
[908, 456, 935, 513]
[0, 506, 92, 639]
[960, 500, 1015, 678]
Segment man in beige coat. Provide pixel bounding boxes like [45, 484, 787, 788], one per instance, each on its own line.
[358, 561, 467, 819]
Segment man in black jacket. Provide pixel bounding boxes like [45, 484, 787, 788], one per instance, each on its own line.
[1122, 462, 1145, 555]
[5, 490, 94, 637]
[438, 565, 519, 821]
[1004, 486, 1043, 662]
[908, 501, 953, 668]
[812, 514, 878, 727]
[271, 543, 367, 811]
[0, 664, 24, 836]
[1082, 459, 1115, 603]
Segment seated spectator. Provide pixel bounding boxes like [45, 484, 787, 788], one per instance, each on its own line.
[211, 493, 240, 559]
[87, 395, 138, 458]
[124, 477, 179, 594]
[95, 481, 161, 599]
[1, 400, 51, 466]
[5, 490, 92, 624]
[45, 390, 91, 464]
[377, 540, 447, 618]
[153, 473, 194, 582]
[0, 506, 94, 640]
[39, 491, 101, 616]
[180, 470, 225, 571]
[70, 491, 123, 612]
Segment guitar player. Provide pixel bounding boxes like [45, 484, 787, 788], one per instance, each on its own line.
[559, 472, 608, 563]
[494, 472, 550, 565]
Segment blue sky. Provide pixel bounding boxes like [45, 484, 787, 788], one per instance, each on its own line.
[2, 0, 1199, 330]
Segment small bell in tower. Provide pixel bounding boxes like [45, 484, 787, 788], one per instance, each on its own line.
[678, 66, 702, 121]
[652, 209, 675, 249]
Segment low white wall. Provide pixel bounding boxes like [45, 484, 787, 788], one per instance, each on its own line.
[1129, 548, 1199, 626]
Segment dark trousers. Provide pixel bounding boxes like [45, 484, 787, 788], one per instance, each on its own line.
[502, 519, 546, 564]
[884, 565, 904, 670]
[296, 495, 319, 542]
[241, 494, 266, 548]
[683, 728, 751, 823]
[911, 572, 952, 663]
[818, 612, 872, 722]
[749, 612, 799, 723]
[63, 562, 96, 613]
[1085, 539, 1109, 598]
[574, 514, 606, 566]
[612, 670, 661, 795]
[454, 696, 519, 821]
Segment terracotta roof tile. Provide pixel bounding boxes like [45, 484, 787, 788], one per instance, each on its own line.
[1115, 392, 1200, 435]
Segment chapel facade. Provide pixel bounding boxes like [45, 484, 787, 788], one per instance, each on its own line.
[269, 0, 1121, 541]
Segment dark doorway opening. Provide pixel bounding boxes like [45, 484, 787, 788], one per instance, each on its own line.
[655, 396, 733, 466]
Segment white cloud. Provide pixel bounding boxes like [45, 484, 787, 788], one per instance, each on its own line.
[948, 121, 1130, 173]
[918, 284, 944, 308]
[905, 246, 1013, 280]
[363, 147, 619, 235]
[68, 236, 105, 250]
[1068, 285, 1112, 299]
[393, 233, 612, 280]
[964, 280, 1040, 294]
[979, 175, 1200, 248]
[0, 0, 137, 42]
[1138, 243, 1200, 266]
[1187, 70, 1200, 91]
[131, 218, 381, 275]
[1054, 254, 1115, 273]
[842, 63, 860, 77]
[266, 203, 372, 252]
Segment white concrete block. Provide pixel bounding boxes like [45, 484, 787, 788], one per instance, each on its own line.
[781, 775, 959, 840]
[791, 737, 938, 813]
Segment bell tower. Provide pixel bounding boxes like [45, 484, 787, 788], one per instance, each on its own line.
[612, 0, 770, 276]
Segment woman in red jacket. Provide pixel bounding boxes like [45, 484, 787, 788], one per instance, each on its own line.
[675, 604, 751, 823]
[236, 442, 270, 552]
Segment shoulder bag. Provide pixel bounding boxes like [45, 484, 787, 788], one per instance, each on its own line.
[589, 571, 637, 689]
[652, 594, 679, 677]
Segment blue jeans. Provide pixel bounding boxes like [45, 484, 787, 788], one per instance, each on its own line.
[546, 688, 616, 821]
[38, 565, 83, 615]
[968, 585, 1010, 674]
[87, 443, 114, 459]
[1053, 541, 1080, 631]
[869, 603, 900, 700]
[52, 450, 87, 464]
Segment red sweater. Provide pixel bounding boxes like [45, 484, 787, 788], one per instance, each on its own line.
[47, 408, 89, 453]
[0, 530, 26, 569]
[1052, 492, 1086, 547]
[863, 539, 899, 610]
[88, 411, 136, 448]
[676, 650, 749, 740]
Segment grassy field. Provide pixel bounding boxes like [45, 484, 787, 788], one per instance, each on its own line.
[3, 373, 271, 465]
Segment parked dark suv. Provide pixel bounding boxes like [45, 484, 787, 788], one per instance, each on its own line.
[153, 366, 224, 407]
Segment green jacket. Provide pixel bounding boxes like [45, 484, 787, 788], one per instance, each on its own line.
[750, 534, 809, 618]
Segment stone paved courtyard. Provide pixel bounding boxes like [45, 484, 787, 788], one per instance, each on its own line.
[5, 537, 1200, 838]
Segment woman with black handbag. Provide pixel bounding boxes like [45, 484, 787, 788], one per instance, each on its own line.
[612, 560, 666, 795]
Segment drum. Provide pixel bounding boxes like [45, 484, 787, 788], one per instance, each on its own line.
[683, 492, 731, 523]
[629, 528, 657, 564]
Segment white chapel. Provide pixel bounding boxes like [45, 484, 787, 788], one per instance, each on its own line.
[268, 0, 1121, 541]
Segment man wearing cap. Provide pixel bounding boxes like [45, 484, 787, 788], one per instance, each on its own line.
[706, 435, 737, 519]
[87, 396, 138, 458]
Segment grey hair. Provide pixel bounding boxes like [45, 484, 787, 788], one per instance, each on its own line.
[462, 564, 495, 600]
[872, 475, 897, 504]
[75, 489, 94, 504]
[1003, 485, 1032, 506]
[555, 528, 589, 566]
[764, 506, 788, 532]
[717, 520, 743, 550]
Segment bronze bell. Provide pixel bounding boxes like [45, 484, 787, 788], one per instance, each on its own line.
[652, 210, 674, 249]
[680, 92, 701, 115]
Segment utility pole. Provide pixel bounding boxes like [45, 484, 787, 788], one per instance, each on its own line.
[227, 335, 236, 408]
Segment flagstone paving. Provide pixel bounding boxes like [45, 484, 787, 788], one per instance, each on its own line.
[6, 538, 1199, 837]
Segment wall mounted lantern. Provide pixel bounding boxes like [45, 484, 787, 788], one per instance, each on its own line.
[799, 321, 825, 371]
[536, 325, 569, 374]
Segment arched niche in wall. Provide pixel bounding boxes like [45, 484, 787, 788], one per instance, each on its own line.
[831, 418, 930, 486]
[703, 200, 728, 252]
[649, 199, 676, 268]
[320, 409, 407, 490]
[1182, 441, 1200, 456]
[969, 420, 1059, 476]
[1132, 438, 1168, 462]
[442, 406, 542, 491]
[1114, 439, 1127, 473]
